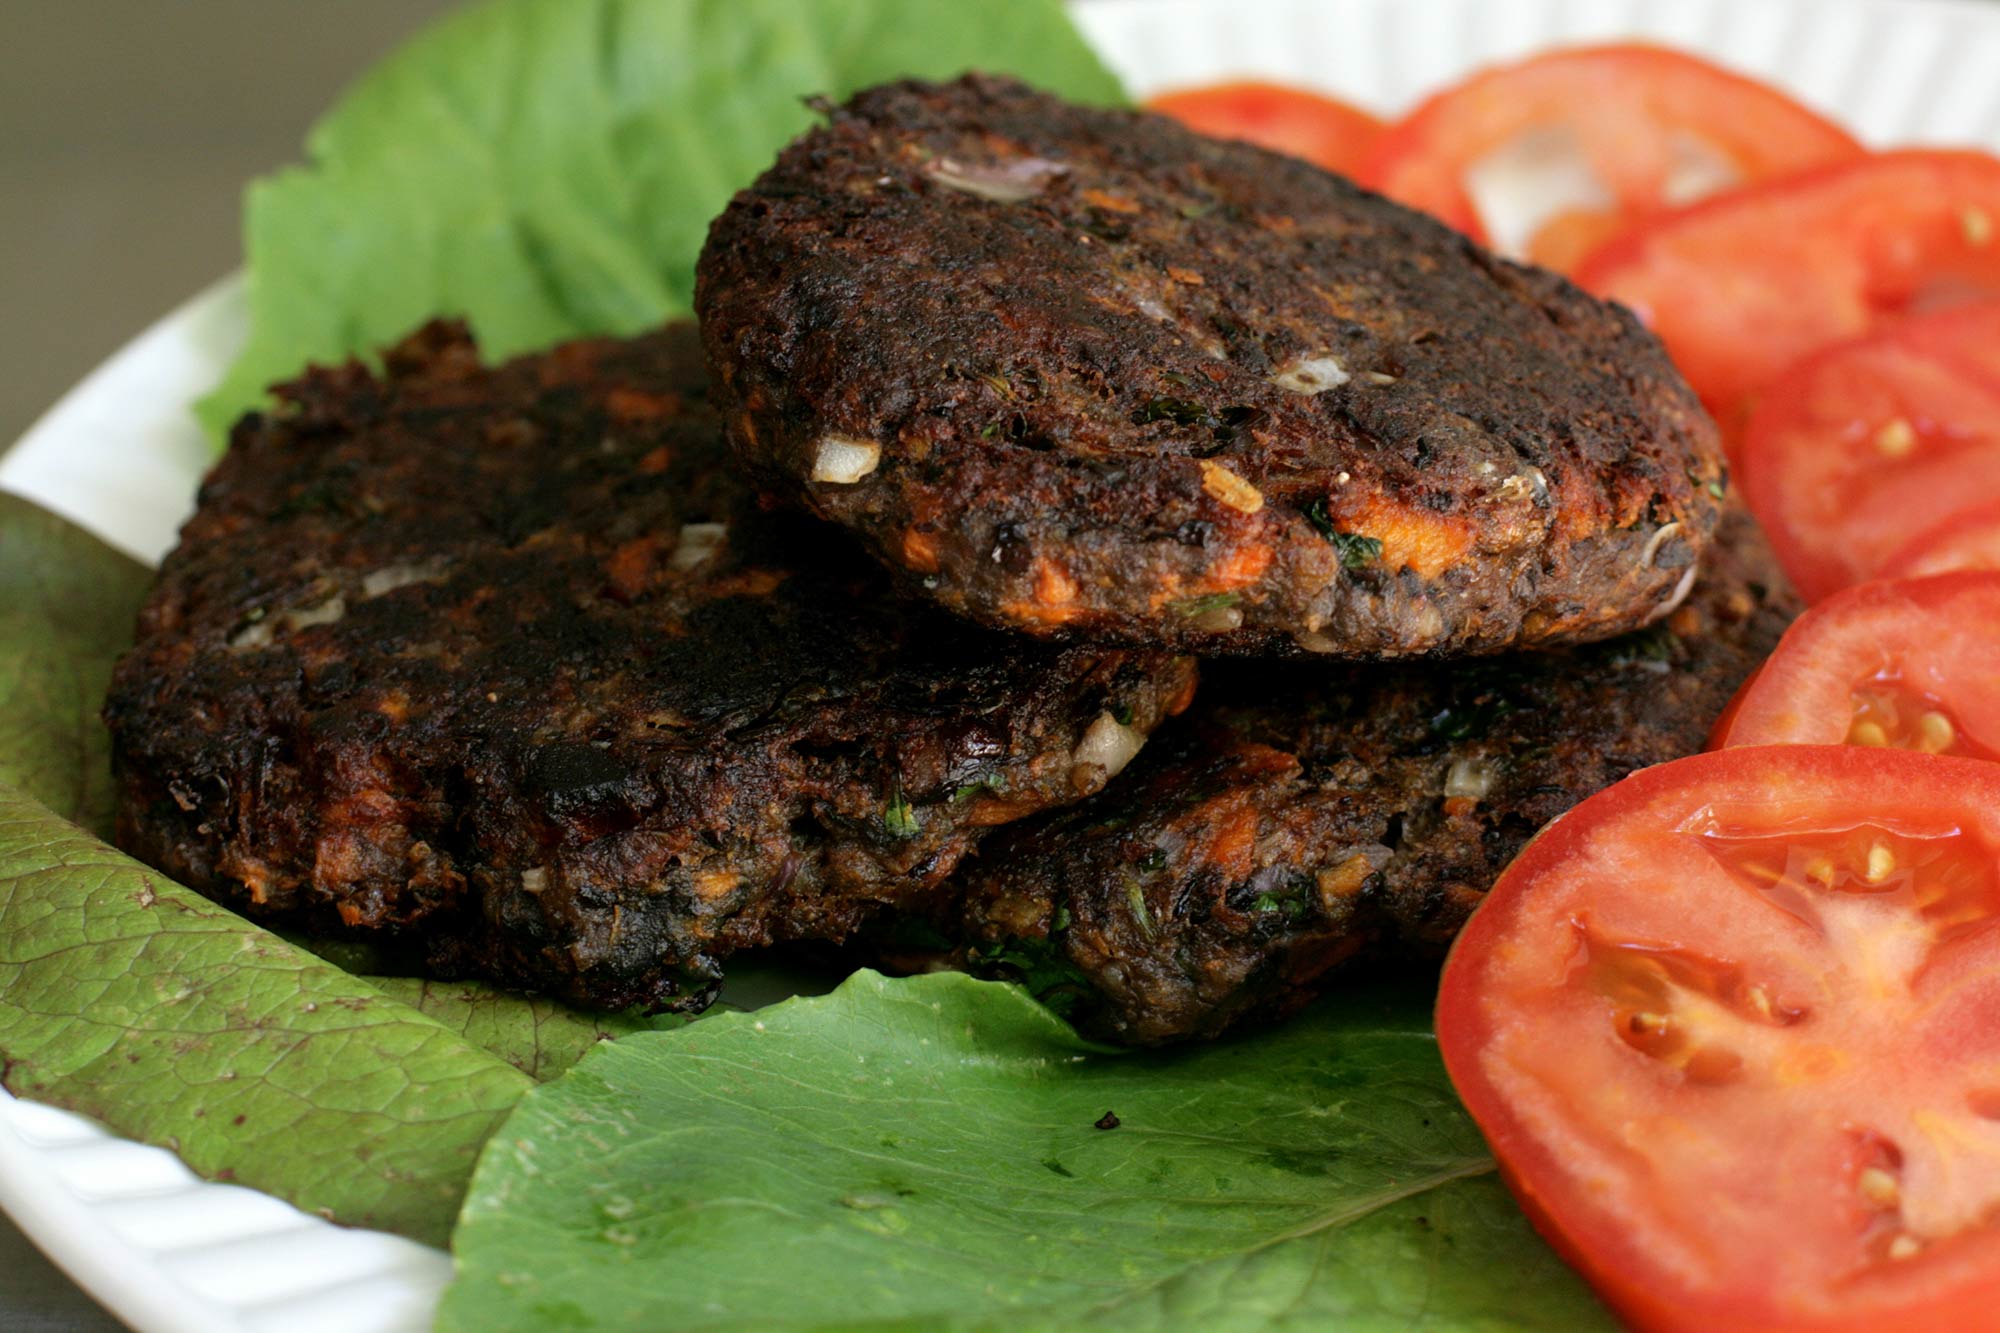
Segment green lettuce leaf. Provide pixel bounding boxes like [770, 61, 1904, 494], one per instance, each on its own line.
[0, 784, 533, 1246]
[366, 976, 689, 1082]
[439, 970, 1609, 1330]
[197, 0, 1125, 438]
[0, 495, 151, 837]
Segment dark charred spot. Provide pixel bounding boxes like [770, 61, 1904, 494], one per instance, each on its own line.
[988, 522, 1034, 573]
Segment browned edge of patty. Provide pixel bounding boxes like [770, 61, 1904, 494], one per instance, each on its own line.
[890, 507, 1794, 1044]
[103, 320, 1196, 1012]
[697, 73, 1725, 659]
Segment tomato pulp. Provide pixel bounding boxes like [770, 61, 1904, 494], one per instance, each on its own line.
[1736, 302, 2000, 599]
[1439, 746, 2000, 1331]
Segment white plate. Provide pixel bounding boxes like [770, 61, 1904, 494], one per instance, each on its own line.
[7, 0, 2000, 1327]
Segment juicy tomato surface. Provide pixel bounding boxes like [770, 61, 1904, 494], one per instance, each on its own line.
[1709, 573, 2000, 757]
[1438, 746, 2000, 1332]
[1737, 302, 2000, 600]
[1145, 81, 1384, 176]
[1884, 499, 2000, 580]
[1359, 44, 1858, 270]
[1576, 151, 2000, 413]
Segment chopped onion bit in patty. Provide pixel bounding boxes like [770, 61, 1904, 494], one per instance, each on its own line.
[810, 436, 881, 484]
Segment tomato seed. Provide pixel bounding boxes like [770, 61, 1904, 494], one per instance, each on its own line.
[1848, 719, 1891, 747]
[1858, 1166, 1901, 1208]
[1874, 418, 1919, 458]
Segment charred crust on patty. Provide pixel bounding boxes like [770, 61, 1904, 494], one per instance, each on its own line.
[913, 508, 1795, 1044]
[103, 320, 1195, 1012]
[696, 73, 1726, 658]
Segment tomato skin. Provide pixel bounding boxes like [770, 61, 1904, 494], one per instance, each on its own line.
[1707, 572, 2000, 756]
[1736, 301, 2000, 600]
[1438, 745, 2000, 1332]
[1524, 206, 1627, 272]
[1360, 44, 1858, 265]
[1703, 660, 1766, 750]
[1576, 151, 2000, 413]
[1145, 82, 1384, 176]
[1883, 499, 2000, 579]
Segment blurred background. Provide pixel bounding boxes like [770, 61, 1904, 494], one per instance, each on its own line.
[3, 7, 458, 1325]
[1, 1, 456, 449]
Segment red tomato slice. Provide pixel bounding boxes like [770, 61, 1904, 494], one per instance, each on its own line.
[1524, 206, 1628, 274]
[1709, 573, 2000, 758]
[1577, 151, 2000, 413]
[1438, 745, 2000, 1332]
[1883, 499, 2000, 580]
[1145, 82, 1384, 176]
[1737, 302, 2000, 600]
[1359, 44, 1858, 269]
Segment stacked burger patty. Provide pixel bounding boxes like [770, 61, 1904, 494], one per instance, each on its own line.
[105, 76, 1794, 1042]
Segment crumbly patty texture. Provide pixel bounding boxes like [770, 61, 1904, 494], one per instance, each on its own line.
[921, 507, 1794, 1044]
[104, 322, 1195, 1012]
[697, 74, 1725, 658]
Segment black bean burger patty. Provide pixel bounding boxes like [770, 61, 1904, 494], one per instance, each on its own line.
[103, 321, 1196, 1012]
[909, 507, 1793, 1044]
[697, 74, 1726, 659]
